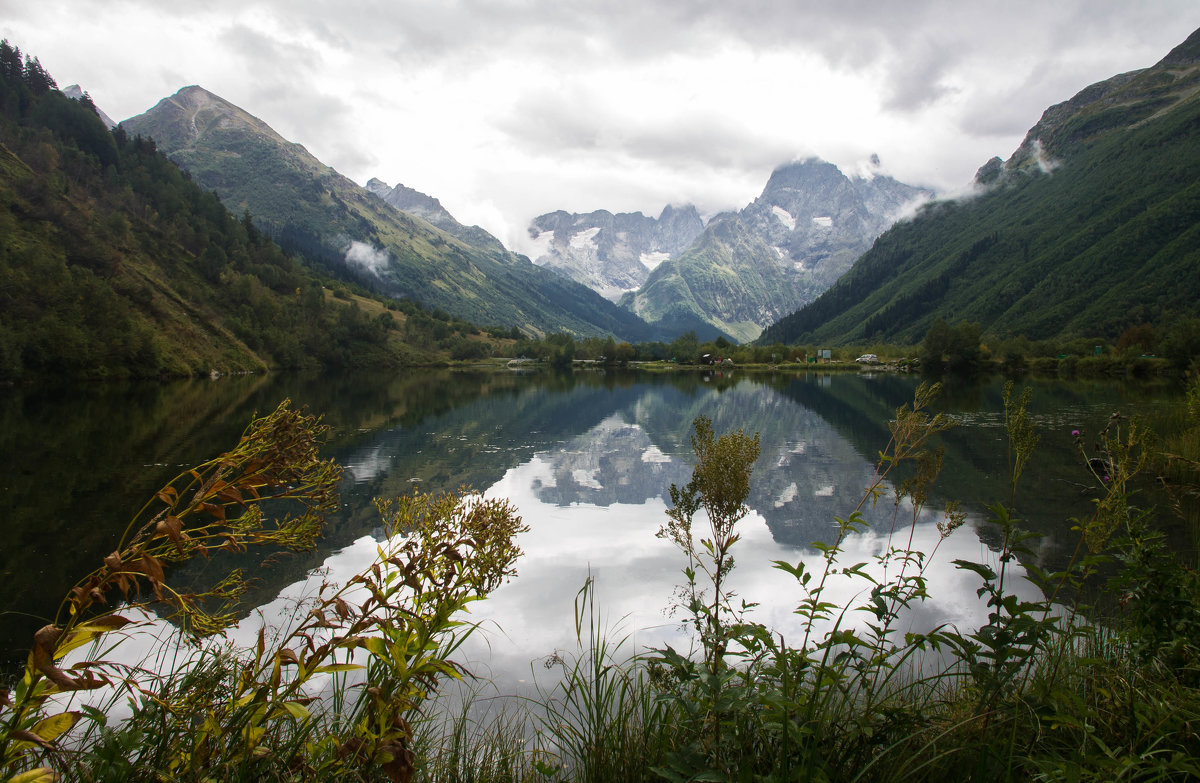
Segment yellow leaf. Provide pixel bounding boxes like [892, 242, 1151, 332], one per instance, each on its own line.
[55, 615, 133, 657]
[312, 663, 363, 673]
[282, 701, 310, 720]
[9, 768, 57, 783]
[32, 711, 79, 743]
[360, 637, 388, 659]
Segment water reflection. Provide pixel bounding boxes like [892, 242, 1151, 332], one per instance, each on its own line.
[463, 436, 1007, 694]
[1, 369, 1178, 681]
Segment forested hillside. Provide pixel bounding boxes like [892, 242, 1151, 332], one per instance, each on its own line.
[0, 42, 477, 382]
[760, 28, 1200, 346]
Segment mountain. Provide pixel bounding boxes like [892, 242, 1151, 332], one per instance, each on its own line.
[364, 177, 506, 252]
[526, 205, 705, 301]
[121, 86, 655, 341]
[61, 84, 116, 128]
[761, 27, 1200, 346]
[621, 158, 932, 343]
[0, 45, 467, 381]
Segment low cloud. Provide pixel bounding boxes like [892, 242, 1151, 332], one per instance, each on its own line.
[887, 191, 936, 224]
[343, 240, 391, 275]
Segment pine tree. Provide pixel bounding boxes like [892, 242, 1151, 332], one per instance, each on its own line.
[22, 54, 56, 95]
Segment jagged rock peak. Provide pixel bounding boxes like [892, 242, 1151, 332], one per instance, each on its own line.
[368, 179, 453, 223]
[61, 84, 117, 128]
[658, 203, 698, 219]
[526, 202, 706, 302]
[763, 158, 844, 193]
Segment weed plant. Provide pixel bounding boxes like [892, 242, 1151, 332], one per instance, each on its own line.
[1152, 374, 1200, 560]
[0, 401, 527, 782]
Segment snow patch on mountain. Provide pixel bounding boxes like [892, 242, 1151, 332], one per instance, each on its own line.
[775, 482, 799, 508]
[771, 205, 796, 231]
[526, 205, 704, 301]
[570, 227, 601, 248]
[642, 444, 671, 464]
[640, 251, 671, 270]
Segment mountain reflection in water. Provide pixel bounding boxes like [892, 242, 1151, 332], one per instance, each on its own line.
[0, 368, 1178, 682]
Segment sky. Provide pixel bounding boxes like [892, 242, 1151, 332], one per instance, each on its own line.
[3, 1, 1199, 254]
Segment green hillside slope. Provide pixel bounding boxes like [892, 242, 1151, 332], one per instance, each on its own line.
[761, 28, 1200, 346]
[121, 87, 655, 341]
[0, 42, 472, 381]
[623, 214, 800, 343]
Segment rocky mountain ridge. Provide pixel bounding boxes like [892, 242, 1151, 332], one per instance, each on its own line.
[526, 204, 706, 301]
[61, 84, 117, 128]
[364, 177, 506, 251]
[619, 158, 932, 342]
[121, 86, 656, 341]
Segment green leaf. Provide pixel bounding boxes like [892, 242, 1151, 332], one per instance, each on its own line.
[692, 771, 730, 782]
[55, 614, 134, 658]
[360, 636, 389, 659]
[952, 559, 997, 580]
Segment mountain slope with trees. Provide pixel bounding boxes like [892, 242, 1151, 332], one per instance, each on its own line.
[121, 87, 655, 341]
[0, 41, 494, 381]
[761, 28, 1200, 347]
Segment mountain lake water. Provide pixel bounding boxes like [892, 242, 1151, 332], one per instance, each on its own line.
[0, 367, 1187, 704]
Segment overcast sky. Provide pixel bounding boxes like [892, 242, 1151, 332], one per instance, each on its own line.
[4, 1, 1199, 253]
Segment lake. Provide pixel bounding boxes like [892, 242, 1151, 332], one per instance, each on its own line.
[0, 367, 1185, 687]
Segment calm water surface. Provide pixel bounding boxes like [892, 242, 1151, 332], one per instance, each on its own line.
[0, 368, 1184, 684]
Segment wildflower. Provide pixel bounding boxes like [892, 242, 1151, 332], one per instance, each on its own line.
[1071, 429, 1080, 437]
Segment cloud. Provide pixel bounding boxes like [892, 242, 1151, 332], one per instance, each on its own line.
[496, 85, 799, 173]
[343, 240, 391, 275]
[220, 22, 323, 76]
[880, 45, 959, 112]
[7, 0, 1200, 255]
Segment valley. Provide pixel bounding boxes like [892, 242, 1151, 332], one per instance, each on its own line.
[4, 16, 1200, 781]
